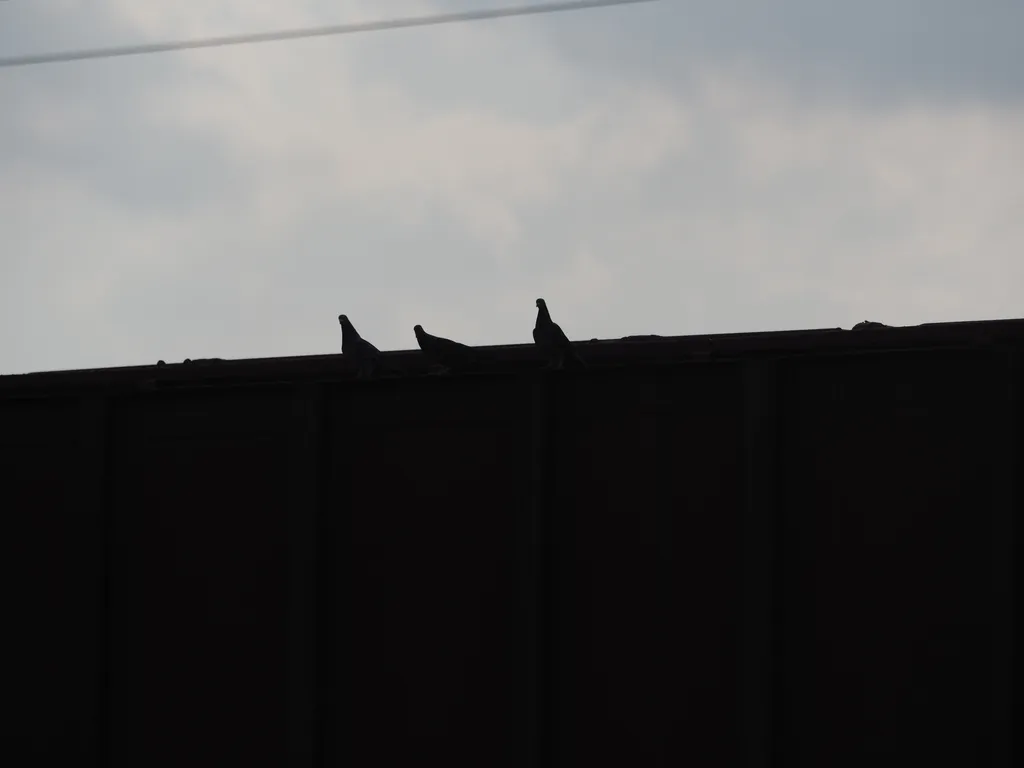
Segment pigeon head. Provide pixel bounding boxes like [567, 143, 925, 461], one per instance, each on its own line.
[339, 315, 361, 345]
[413, 324, 425, 338]
[536, 298, 546, 309]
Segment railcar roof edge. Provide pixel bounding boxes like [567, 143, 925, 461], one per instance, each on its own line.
[2, 317, 1022, 396]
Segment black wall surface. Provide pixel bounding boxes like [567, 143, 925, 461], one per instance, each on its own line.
[325, 374, 536, 767]
[106, 389, 293, 768]
[775, 349, 1013, 767]
[3, 398, 103, 766]
[1, 321, 1019, 768]
[547, 364, 746, 767]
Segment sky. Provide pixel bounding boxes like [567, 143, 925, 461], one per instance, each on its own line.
[2, 0, 1022, 374]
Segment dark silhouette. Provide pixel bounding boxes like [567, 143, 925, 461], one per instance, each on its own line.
[339, 314, 381, 379]
[851, 320, 890, 330]
[414, 324, 476, 374]
[533, 298, 584, 369]
[3, 315, 1022, 767]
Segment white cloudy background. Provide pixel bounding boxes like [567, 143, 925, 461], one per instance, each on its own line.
[1, 0, 1022, 374]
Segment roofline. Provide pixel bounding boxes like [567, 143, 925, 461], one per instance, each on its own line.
[3, 317, 1022, 398]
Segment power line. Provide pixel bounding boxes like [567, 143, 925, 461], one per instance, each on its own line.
[0, 0, 658, 70]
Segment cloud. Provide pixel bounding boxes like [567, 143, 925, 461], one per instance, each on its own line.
[541, 0, 1024, 107]
[1, 1, 1022, 374]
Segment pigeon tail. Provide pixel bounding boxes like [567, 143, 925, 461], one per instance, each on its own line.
[563, 346, 586, 369]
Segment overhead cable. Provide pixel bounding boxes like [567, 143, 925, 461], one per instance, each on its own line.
[0, 0, 659, 69]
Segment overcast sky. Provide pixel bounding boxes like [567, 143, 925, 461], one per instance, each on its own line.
[2, 0, 1022, 374]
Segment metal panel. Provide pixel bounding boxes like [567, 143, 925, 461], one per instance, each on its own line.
[323, 374, 535, 768]
[989, 348, 1018, 768]
[526, 372, 555, 768]
[0, 398, 104, 766]
[286, 383, 327, 768]
[547, 363, 746, 767]
[106, 389, 293, 768]
[776, 348, 1002, 767]
[740, 360, 780, 768]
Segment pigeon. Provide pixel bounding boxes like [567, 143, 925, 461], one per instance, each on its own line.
[414, 324, 476, 374]
[533, 298, 584, 369]
[339, 314, 380, 378]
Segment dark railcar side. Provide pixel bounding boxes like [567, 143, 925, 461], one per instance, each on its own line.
[1, 397, 104, 766]
[546, 363, 746, 766]
[775, 346, 1017, 768]
[322, 373, 535, 767]
[1, 318, 1019, 767]
[105, 388, 293, 768]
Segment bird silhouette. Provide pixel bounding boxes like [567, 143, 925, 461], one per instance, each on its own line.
[414, 324, 476, 374]
[339, 314, 380, 378]
[851, 320, 890, 331]
[533, 298, 584, 369]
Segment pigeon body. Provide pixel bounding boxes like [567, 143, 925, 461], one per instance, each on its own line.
[533, 298, 584, 369]
[414, 324, 476, 373]
[339, 314, 380, 378]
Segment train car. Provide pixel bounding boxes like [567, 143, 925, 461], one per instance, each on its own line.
[1, 318, 1019, 768]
